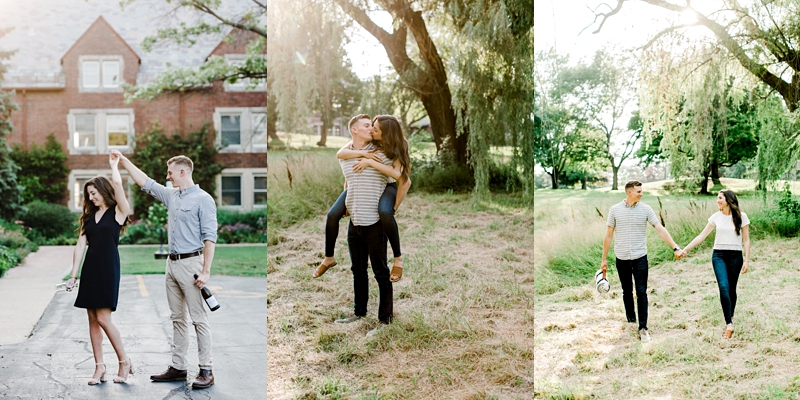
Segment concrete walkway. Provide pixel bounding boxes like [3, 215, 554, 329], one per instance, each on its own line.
[0, 246, 267, 399]
[0, 246, 73, 345]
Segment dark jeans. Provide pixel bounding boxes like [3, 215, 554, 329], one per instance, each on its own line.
[712, 249, 743, 325]
[616, 255, 649, 331]
[348, 221, 393, 324]
[325, 183, 401, 258]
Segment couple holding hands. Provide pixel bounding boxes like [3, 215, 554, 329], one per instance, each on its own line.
[601, 180, 751, 342]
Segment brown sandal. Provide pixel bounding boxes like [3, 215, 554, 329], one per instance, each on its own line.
[723, 327, 734, 339]
[390, 265, 403, 282]
[313, 261, 336, 278]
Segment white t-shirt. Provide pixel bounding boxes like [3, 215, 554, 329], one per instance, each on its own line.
[708, 211, 750, 250]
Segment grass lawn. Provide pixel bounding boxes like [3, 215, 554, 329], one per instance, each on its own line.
[118, 245, 266, 276]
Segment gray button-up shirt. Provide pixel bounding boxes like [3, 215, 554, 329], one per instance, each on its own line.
[142, 179, 218, 254]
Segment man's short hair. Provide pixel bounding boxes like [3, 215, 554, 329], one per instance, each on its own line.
[624, 180, 643, 191]
[167, 155, 194, 172]
[348, 114, 371, 130]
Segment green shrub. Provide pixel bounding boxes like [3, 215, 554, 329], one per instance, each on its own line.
[218, 222, 266, 243]
[488, 159, 522, 193]
[10, 134, 70, 204]
[0, 245, 21, 278]
[119, 222, 161, 245]
[21, 201, 78, 239]
[218, 209, 266, 231]
[409, 160, 474, 193]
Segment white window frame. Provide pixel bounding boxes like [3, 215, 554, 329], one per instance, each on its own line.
[69, 170, 135, 212]
[253, 174, 267, 208]
[67, 109, 135, 155]
[213, 107, 268, 153]
[72, 114, 98, 151]
[216, 168, 268, 211]
[220, 175, 243, 207]
[78, 55, 124, 93]
[223, 54, 266, 92]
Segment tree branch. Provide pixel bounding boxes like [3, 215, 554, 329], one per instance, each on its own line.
[585, 0, 627, 35]
[190, 1, 267, 39]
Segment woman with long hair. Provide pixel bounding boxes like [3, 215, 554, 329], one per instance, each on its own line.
[679, 189, 751, 339]
[66, 152, 133, 384]
[314, 114, 412, 282]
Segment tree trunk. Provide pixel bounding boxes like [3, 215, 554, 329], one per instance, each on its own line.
[267, 90, 279, 141]
[612, 165, 620, 190]
[699, 169, 711, 194]
[581, 175, 587, 190]
[711, 161, 722, 186]
[548, 170, 559, 189]
[334, 0, 467, 165]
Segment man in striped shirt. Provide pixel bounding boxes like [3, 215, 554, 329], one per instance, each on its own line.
[334, 114, 394, 336]
[601, 180, 683, 342]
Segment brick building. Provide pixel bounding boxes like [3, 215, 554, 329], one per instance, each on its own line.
[0, 1, 266, 212]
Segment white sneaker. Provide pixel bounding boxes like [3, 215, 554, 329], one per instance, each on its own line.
[366, 324, 387, 338]
[335, 315, 362, 324]
[639, 329, 651, 342]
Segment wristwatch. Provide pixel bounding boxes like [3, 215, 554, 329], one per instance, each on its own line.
[673, 247, 679, 251]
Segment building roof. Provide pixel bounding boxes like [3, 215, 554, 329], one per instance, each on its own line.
[0, 0, 257, 89]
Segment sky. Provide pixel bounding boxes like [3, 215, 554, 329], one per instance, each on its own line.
[534, 0, 708, 63]
[343, 11, 393, 80]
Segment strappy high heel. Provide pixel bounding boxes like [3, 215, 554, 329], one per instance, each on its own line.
[88, 362, 106, 385]
[113, 358, 134, 383]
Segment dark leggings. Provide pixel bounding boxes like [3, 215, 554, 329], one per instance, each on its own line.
[325, 183, 401, 258]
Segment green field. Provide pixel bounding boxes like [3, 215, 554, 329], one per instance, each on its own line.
[118, 245, 266, 276]
[534, 179, 800, 398]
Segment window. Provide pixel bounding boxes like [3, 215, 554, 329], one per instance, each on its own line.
[252, 113, 266, 148]
[74, 115, 96, 148]
[106, 115, 130, 147]
[82, 61, 100, 88]
[74, 177, 91, 209]
[221, 115, 241, 146]
[102, 61, 120, 88]
[253, 176, 266, 205]
[214, 107, 267, 152]
[221, 176, 242, 206]
[68, 109, 135, 154]
[79, 56, 123, 91]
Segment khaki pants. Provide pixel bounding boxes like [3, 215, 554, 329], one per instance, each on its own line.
[166, 255, 212, 369]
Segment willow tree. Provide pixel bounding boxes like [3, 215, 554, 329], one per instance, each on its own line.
[268, 0, 360, 144]
[593, 0, 800, 188]
[0, 29, 23, 219]
[448, 0, 534, 196]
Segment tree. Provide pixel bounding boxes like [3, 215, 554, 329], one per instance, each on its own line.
[334, 0, 466, 163]
[0, 29, 23, 219]
[11, 134, 70, 205]
[562, 49, 640, 190]
[591, 0, 800, 112]
[534, 49, 607, 189]
[268, 0, 360, 144]
[360, 74, 427, 135]
[447, 0, 534, 196]
[122, 0, 266, 102]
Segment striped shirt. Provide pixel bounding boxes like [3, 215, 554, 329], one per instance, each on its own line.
[607, 200, 660, 260]
[340, 142, 393, 226]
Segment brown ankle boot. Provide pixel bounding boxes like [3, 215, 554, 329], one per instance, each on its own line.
[150, 366, 187, 382]
[192, 369, 214, 389]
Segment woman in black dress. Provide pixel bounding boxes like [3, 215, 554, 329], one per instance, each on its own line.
[66, 152, 132, 385]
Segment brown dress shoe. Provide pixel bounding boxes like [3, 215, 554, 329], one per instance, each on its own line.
[150, 366, 187, 382]
[192, 369, 214, 389]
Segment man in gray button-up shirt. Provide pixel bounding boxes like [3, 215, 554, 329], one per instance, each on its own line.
[113, 150, 218, 389]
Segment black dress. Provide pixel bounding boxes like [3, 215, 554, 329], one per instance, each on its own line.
[74, 207, 126, 312]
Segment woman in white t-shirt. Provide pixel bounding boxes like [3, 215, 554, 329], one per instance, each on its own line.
[679, 190, 751, 339]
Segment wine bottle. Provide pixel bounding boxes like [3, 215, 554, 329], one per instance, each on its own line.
[194, 274, 220, 311]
